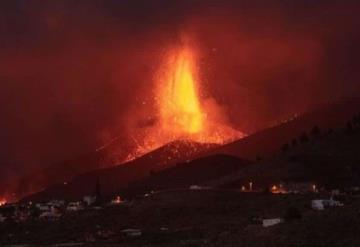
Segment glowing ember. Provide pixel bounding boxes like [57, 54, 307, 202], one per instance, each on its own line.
[0, 198, 7, 206]
[125, 43, 244, 161]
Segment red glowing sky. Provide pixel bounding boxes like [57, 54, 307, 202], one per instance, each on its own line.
[1, 0, 360, 194]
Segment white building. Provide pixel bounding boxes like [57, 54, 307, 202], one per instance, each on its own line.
[49, 200, 65, 207]
[39, 211, 61, 221]
[189, 185, 211, 190]
[83, 196, 97, 206]
[262, 218, 283, 227]
[36, 203, 51, 212]
[121, 229, 142, 238]
[66, 202, 84, 211]
[311, 199, 343, 210]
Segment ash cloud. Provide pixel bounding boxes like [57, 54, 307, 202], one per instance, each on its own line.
[0, 0, 360, 196]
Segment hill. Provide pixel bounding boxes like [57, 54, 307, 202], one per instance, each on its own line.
[206, 98, 360, 160]
[22, 140, 218, 201]
[12, 151, 103, 200]
[206, 115, 360, 190]
[122, 154, 250, 197]
[21, 98, 360, 201]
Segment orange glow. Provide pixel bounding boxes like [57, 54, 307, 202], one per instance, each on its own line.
[125, 43, 244, 161]
[0, 198, 7, 206]
[157, 47, 203, 136]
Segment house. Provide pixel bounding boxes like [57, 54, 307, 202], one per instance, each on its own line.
[14, 206, 30, 222]
[110, 196, 122, 205]
[121, 229, 142, 238]
[346, 187, 360, 196]
[270, 184, 287, 194]
[262, 218, 282, 227]
[36, 201, 63, 214]
[49, 200, 65, 207]
[36, 203, 51, 212]
[83, 196, 97, 206]
[66, 202, 84, 212]
[312, 200, 325, 210]
[39, 211, 61, 221]
[0, 203, 16, 220]
[284, 182, 317, 194]
[311, 198, 343, 210]
[189, 185, 211, 190]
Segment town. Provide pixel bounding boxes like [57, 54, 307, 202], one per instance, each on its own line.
[1, 180, 359, 245]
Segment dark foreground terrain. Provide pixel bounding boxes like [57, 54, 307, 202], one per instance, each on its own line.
[1, 190, 360, 246]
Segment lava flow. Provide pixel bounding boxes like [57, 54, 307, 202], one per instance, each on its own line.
[125, 44, 244, 161]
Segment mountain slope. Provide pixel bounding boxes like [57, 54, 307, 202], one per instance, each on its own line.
[21, 98, 360, 201]
[122, 154, 250, 197]
[206, 99, 360, 160]
[206, 121, 360, 190]
[22, 140, 218, 201]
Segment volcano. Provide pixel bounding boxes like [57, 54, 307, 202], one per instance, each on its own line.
[123, 43, 243, 161]
[22, 98, 360, 202]
[10, 43, 242, 202]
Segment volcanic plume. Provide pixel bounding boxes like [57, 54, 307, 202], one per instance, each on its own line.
[125, 42, 244, 160]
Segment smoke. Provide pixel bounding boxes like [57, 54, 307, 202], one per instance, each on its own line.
[0, 0, 360, 196]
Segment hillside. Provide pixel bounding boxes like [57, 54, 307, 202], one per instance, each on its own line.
[21, 99, 360, 201]
[122, 154, 250, 197]
[22, 140, 218, 201]
[13, 151, 103, 200]
[206, 99, 360, 160]
[207, 117, 360, 190]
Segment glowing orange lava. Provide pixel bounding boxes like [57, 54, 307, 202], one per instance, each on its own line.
[157, 46, 204, 138]
[124, 44, 244, 161]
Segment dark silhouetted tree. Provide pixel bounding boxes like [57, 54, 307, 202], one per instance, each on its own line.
[29, 206, 41, 218]
[291, 138, 298, 147]
[347, 121, 353, 133]
[281, 143, 290, 152]
[352, 116, 357, 125]
[352, 114, 360, 126]
[94, 177, 103, 205]
[300, 132, 309, 143]
[328, 128, 334, 135]
[311, 125, 321, 138]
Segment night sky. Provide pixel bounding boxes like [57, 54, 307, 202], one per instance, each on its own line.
[1, 0, 360, 194]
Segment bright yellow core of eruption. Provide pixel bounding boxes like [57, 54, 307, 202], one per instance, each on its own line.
[158, 47, 204, 137]
[122, 45, 244, 162]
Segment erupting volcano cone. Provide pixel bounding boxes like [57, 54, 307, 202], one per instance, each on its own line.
[123, 44, 244, 161]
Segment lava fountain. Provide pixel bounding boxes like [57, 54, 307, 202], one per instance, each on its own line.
[124, 43, 244, 161]
[157, 46, 204, 139]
